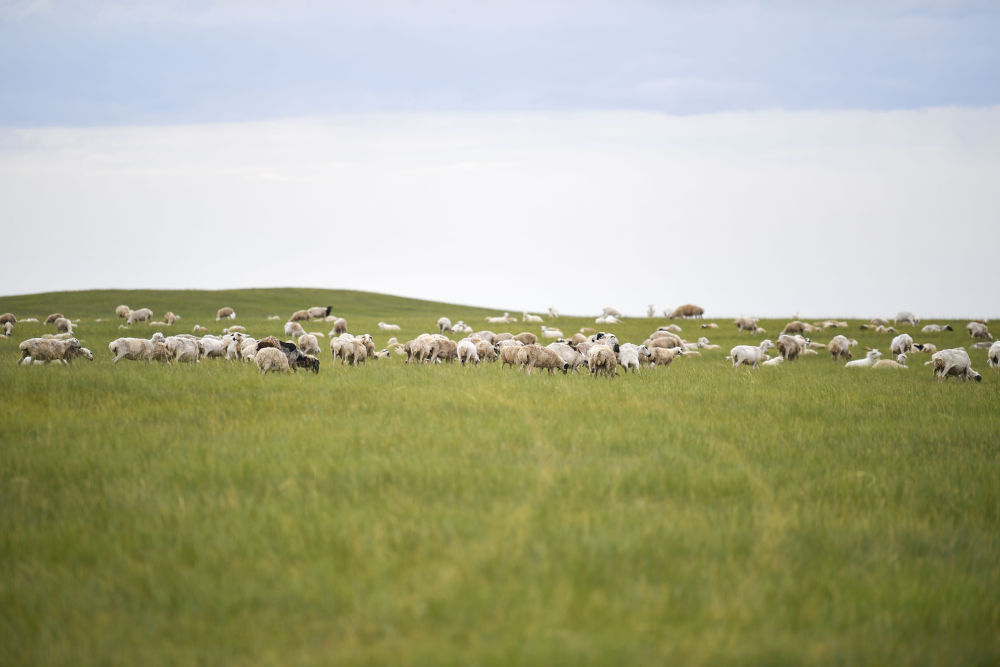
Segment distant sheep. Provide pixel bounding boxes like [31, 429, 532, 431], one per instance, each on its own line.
[670, 304, 704, 319]
[548, 307, 560, 319]
[894, 311, 919, 326]
[437, 317, 453, 333]
[378, 321, 401, 331]
[486, 312, 517, 324]
[967, 321, 993, 340]
[540, 326, 564, 339]
[890, 333, 914, 357]
[126, 308, 153, 325]
[522, 312, 543, 323]
[216, 307, 236, 321]
[513, 332, 538, 346]
[453, 320, 473, 333]
[601, 307, 622, 318]
[285, 321, 306, 337]
[308, 306, 332, 320]
[332, 318, 348, 335]
[115, 305, 130, 319]
[733, 316, 759, 333]
[290, 310, 310, 322]
[164, 311, 178, 325]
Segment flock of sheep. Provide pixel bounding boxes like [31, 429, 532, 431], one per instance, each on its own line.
[2, 305, 996, 382]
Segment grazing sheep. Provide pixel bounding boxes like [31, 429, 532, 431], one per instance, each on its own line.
[670, 304, 704, 319]
[108, 335, 170, 363]
[828, 335, 852, 361]
[513, 332, 538, 346]
[457, 339, 480, 365]
[895, 311, 919, 326]
[332, 317, 348, 335]
[777, 334, 806, 361]
[845, 349, 882, 368]
[165, 336, 201, 363]
[53, 317, 74, 334]
[44, 313, 65, 325]
[2, 321, 12, 337]
[890, 333, 914, 357]
[647, 331, 684, 350]
[255, 347, 291, 375]
[216, 307, 236, 321]
[428, 338, 459, 364]
[199, 336, 226, 359]
[929, 348, 981, 382]
[522, 312, 543, 323]
[164, 311, 178, 325]
[126, 308, 153, 325]
[290, 309, 310, 322]
[0, 313, 15, 327]
[546, 342, 587, 374]
[517, 344, 569, 375]
[696, 337, 720, 351]
[987, 341, 1000, 369]
[498, 343, 525, 370]
[617, 343, 649, 373]
[587, 344, 618, 378]
[733, 316, 759, 333]
[548, 307, 560, 319]
[308, 306, 332, 320]
[378, 321, 401, 331]
[437, 317, 453, 333]
[285, 321, 306, 337]
[540, 326, 564, 339]
[17, 337, 87, 365]
[475, 339, 497, 362]
[115, 305, 130, 319]
[297, 333, 321, 357]
[256, 336, 281, 350]
[727, 340, 775, 369]
[968, 321, 993, 340]
[921, 324, 953, 333]
[570, 333, 587, 346]
[781, 320, 812, 335]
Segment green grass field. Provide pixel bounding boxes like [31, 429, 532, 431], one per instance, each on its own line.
[2, 289, 998, 665]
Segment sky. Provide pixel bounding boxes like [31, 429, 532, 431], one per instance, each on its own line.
[1, 1, 998, 317]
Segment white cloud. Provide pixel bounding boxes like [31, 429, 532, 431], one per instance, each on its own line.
[1, 107, 998, 317]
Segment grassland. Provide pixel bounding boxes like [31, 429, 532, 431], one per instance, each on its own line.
[1, 289, 998, 665]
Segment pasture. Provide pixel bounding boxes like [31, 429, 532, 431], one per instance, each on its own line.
[1, 289, 998, 665]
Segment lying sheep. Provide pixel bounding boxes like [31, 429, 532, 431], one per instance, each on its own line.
[929, 348, 982, 382]
[921, 324, 953, 333]
[216, 307, 236, 321]
[968, 321, 993, 340]
[255, 347, 291, 375]
[588, 344, 618, 378]
[18, 337, 88, 365]
[517, 344, 569, 375]
[727, 340, 775, 368]
[522, 312, 543, 323]
[700, 322, 719, 329]
[453, 320, 473, 334]
[486, 312, 517, 324]
[540, 326, 563, 339]
[2, 321, 12, 337]
[845, 349, 882, 368]
[192, 325, 208, 334]
[828, 335, 852, 361]
[781, 321, 811, 335]
[659, 324, 682, 333]
[696, 337, 721, 351]
[378, 321, 401, 331]
[647, 331, 683, 350]
[595, 314, 621, 324]
[873, 353, 908, 369]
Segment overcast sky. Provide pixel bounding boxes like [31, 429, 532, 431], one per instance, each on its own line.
[1, 1, 998, 317]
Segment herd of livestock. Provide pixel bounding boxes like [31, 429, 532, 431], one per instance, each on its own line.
[2, 304, 997, 382]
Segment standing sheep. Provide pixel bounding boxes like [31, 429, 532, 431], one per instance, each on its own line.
[670, 304, 704, 319]
[828, 335, 852, 361]
[332, 318, 348, 335]
[727, 340, 775, 369]
[587, 344, 618, 378]
[53, 317, 74, 334]
[216, 307, 236, 321]
[890, 333, 915, 357]
[437, 317, 453, 333]
[929, 348, 982, 382]
[297, 333, 321, 357]
[968, 321, 993, 340]
[987, 341, 1000, 369]
[307, 306, 332, 320]
[1, 313, 17, 326]
[255, 347, 291, 375]
[289, 310, 310, 322]
[17, 337, 86, 364]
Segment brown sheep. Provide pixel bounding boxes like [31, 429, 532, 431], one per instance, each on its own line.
[53, 317, 74, 333]
[290, 309, 310, 322]
[475, 339, 497, 362]
[513, 332, 538, 346]
[256, 336, 281, 350]
[776, 335, 804, 361]
[0, 313, 16, 326]
[648, 346, 684, 369]
[498, 344, 523, 370]
[733, 316, 759, 332]
[587, 344, 618, 378]
[44, 313, 64, 325]
[515, 344, 569, 375]
[428, 338, 458, 363]
[216, 307, 236, 321]
[781, 321, 808, 335]
[670, 304, 704, 319]
[332, 317, 348, 335]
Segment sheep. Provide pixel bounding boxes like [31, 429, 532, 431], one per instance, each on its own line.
[890, 333, 914, 357]
[256, 336, 281, 351]
[437, 317, 453, 333]
[546, 342, 587, 373]
[540, 326, 564, 339]
[0, 313, 15, 327]
[670, 304, 704, 319]
[457, 339, 480, 365]
[522, 312, 543, 323]
[290, 309, 310, 322]
[781, 320, 812, 335]
[285, 321, 306, 337]
[17, 337, 87, 365]
[595, 314, 621, 324]
[378, 321, 401, 331]
[494, 333, 514, 344]
[646, 331, 683, 350]
[921, 324, 953, 333]
[53, 317, 74, 334]
[701, 322, 719, 329]
[914, 343, 937, 354]
[126, 308, 153, 325]
[165, 336, 201, 363]
[486, 312, 517, 324]
[776, 334, 807, 361]
[428, 338, 459, 364]
[108, 334, 170, 363]
[570, 333, 587, 346]
[589, 332, 620, 352]
[929, 348, 981, 382]
[297, 334, 321, 357]
[762, 355, 784, 366]
[987, 341, 1000, 369]
[473, 330, 496, 344]
[308, 306, 332, 320]
[164, 311, 178, 325]
[845, 349, 882, 368]
[222, 325, 247, 334]
[587, 344, 618, 378]
[696, 337, 721, 351]
[475, 339, 497, 362]
[659, 324, 682, 333]
[727, 340, 775, 369]
[216, 307, 236, 321]
[617, 343, 649, 373]
[828, 335, 852, 361]
[192, 325, 208, 334]
[453, 320, 472, 333]
[873, 353, 908, 369]
[895, 311, 919, 326]
[402, 338, 430, 364]
[255, 347, 291, 375]
[968, 321, 993, 340]
[498, 343, 525, 370]
[115, 305, 130, 319]
[601, 307, 622, 318]
[2, 321, 11, 337]
[337, 339, 367, 367]
[513, 332, 538, 346]
[547, 307, 560, 319]
[515, 344, 569, 375]
[267, 315, 281, 320]
[733, 316, 759, 333]
[199, 336, 227, 359]
[332, 317, 348, 335]
[44, 313, 64, 325]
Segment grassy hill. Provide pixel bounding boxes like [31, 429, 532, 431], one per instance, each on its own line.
[1, 289, 998, 665]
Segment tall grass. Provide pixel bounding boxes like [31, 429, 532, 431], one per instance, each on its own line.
[1, 290, 998, 665]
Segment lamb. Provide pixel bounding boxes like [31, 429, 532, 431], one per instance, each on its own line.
[845, 349, 882, 368]
[165, 336, 201, 363]
[516, 344, 569, 375]
[540, 326, 564, 339]
[437, 317, 453, 333]
[733, 316, 759, 333]
[929, 348, 982, 382]
[255, 347, 291, 375]
[216, 307, 236, 321]
[308, 306, 332, 320]
[828, 335, 852, 361]
[297, 333, 321, 357]
[457, 339, 480, 365]
[127, 308, 154, 325]
[762, 355, 784, 366]
[108, 334, 170, 363]
[378, 321, 401, 331]
[894, 311, 919, 326]
[968, 321, 993, 340]
[987, 341, 1000, 369]
[17, 337, 87, 365]
[890, 333, 915, 357]
[44, 313, 65, 325]
[285, 321, 306, 337]
[53, 317, 74, 334]
[513, 332, 538, 346]
[727, 340, 775, 369]
[669, 304, 704, 319]
[617, 343, 650, 373]
[290, 309, 310, 322]
[522, 312, 543, 323]
[332, 318, 348, 335]
[587, 344, 618, 378]
[776, 334, 806, 361]
[115, 305, 130, 319]
[546, 342, 587, 373]
[921, 324, 953, 333]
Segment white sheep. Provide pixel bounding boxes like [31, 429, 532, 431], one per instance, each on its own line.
[617, 343, 649, 373]
[165, 336, 201, 363]
[216, 307, 236, 321]
[929, 348, 982, 382]
[828, 335, 852, 361]
[127, 308, 153, 325]
[548, 307, 560, 319]
[921, 324, 953, 333]
[522, 312, 543, 323]
[378, 321, 401, 331]
[890, 333, 914, 357]
[587, 344, 618, 378]
[894, 311, 919, 326]
[456, 339, 480, 365]
[540, 325, 564, 339]
[452, 320, 473, 333]
[727, 340, 775, 368]
[297, 333, 321, 357]
[108, 334, 170, 363]
[595, 314, 621, 324]
[255, 347, 291, 374]
[845, 349, 882, 368]
[17, 337, 89, 365]
[437, 317, 453, 332]
[486, 312, 517, 324]
[285, 321, 306, 337]
[968, 321, 993, 340]
[987, 341, 1000, 369]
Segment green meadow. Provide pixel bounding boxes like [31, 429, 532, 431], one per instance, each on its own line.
[1, 289, 998, 665]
